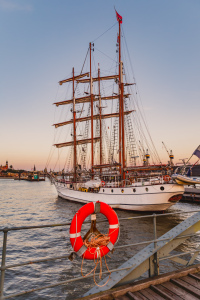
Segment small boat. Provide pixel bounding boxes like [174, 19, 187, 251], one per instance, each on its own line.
[172, 145, 200, 185]
[172, 174, 200, 185]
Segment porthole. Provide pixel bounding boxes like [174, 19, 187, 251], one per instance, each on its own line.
[121, 189, 124, 193]
[160, 186, 164, 191]
[145, 188, 149, 192]
[111, 189, 114, 193]
[133, 188, 136, 193]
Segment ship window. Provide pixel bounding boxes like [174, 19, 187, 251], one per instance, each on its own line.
[146, 188, 149, 192]
[121, 189, 124, 193]
[103, 189, 105, 192]
[160, 186, 164, 191]
[111, 189, 114, 193]
[133, 188, 136, 193]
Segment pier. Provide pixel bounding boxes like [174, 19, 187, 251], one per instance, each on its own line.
[181, 194, 200, 203]
[80, 264, 200, 299]
[0, 209, 200, 299]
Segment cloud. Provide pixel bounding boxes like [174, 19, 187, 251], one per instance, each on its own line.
[0, 0, 33, 11]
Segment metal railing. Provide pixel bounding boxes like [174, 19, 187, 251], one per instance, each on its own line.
[1, 209, 200, 299]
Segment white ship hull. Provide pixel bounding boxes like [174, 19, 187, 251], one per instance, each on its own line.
[55, 182, 184, 211]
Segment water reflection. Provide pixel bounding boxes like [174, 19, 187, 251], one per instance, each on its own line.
[0, 179, 199, 299]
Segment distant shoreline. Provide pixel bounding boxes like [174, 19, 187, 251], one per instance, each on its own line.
[0, 177, 15, 179]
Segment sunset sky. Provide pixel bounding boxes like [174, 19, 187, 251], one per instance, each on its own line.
[1, 0, 200, 171]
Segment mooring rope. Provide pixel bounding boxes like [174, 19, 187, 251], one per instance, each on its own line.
[81, 233, 111, 287]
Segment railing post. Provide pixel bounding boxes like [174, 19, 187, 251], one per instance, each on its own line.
[153, 213, 157, 248]
[149, 214, 159, 277]
[0, 229, 8, 300]
[153, 214, 159, 276]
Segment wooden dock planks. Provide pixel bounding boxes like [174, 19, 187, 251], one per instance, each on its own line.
[79, 264, 200, 300]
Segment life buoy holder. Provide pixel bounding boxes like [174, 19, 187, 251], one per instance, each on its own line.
[101, 181, 105, 187]
[163, 175, 171, 182]
[69, 202, 119, 260]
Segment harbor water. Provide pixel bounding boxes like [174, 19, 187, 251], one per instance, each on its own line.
[0, 178, 200, 299]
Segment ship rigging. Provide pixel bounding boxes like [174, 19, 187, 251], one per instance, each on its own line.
[47, 11, 184, 211]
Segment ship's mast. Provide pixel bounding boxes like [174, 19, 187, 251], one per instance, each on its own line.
[54, 16, 131, 180]
[72, 67, 76, 182]
[121, 60, 125, 180]
[98, 64, 102, 173]
[118, 22, 122, 175]
[117, 12, 126, 181]
[90, 43, 94, 177]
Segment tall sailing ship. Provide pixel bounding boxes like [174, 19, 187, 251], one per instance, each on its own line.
[51, 11, 184, 211]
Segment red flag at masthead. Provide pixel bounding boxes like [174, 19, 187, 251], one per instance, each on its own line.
[116, 10, 122, 23]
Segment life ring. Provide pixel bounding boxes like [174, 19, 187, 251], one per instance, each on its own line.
[101, 180, 105, 187]
[163, 175, 171, 182]
[69, 202, 119, 260]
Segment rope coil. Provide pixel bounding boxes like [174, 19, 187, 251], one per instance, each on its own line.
[81, 232, 112, 286]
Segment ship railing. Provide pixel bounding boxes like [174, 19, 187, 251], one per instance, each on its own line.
[103, 178, 164, 187]
[0, 209, 200, 299]
[55, 177, 172, 187]
[104, 182, 121, 188]
[135, 176, 174, 185]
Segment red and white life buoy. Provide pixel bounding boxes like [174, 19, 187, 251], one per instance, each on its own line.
[163, 175, 171, 182]
[101, 180, 105, 187]
[69, 202, 119, 260]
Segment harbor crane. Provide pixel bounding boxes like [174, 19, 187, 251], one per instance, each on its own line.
[162, 141, 174, 166]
